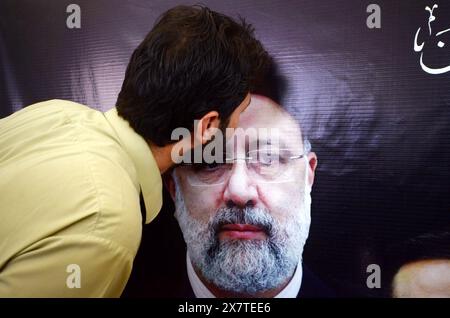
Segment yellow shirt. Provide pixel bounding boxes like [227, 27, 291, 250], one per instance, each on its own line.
[0, 99, 162, 297]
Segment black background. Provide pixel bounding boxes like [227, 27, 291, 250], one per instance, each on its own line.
[1, 0, 449, 297]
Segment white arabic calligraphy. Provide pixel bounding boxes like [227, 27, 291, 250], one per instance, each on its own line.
[414, 4, 450, 74]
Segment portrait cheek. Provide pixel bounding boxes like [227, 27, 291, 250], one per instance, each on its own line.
[183, 186, 222, 221]
[257, 182, 302, 221]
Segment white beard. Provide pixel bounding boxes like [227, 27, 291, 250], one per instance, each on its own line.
[173, 160, 312, 295]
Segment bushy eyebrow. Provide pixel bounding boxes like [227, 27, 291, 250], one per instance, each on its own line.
[246, 138, 288, 151]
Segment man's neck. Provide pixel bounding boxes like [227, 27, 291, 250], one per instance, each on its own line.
[148, 142, 176, 174]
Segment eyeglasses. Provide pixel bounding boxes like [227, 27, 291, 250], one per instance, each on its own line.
[180, 148, 309, 186]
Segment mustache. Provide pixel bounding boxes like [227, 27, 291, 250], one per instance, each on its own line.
[210, 207, 274, 237]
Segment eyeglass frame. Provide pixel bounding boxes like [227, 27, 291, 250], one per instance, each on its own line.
[177, 139, 312, 186]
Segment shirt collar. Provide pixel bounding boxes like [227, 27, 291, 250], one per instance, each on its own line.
[186, 252, 303, 298]
[103, 107, 162, 224]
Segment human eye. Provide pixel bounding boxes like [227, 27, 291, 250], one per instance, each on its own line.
[277, 151, 292, 164]
[254, 150, 282, 166]
[193, 162, 226, 172]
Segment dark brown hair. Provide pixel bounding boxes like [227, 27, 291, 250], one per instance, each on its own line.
[116, 5, 270, 146]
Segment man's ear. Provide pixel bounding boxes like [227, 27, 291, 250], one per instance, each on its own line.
[194, 111, 220, 145]
[307, 152, 318, 186]
[163, 172, 176, 201]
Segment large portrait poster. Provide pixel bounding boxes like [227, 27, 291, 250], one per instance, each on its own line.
[0, 0, 449, 298]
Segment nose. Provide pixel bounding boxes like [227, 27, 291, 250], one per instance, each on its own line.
[222, 162, 259, 208]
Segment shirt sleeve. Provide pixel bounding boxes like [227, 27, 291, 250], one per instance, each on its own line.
[0, 234, 135, 297]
